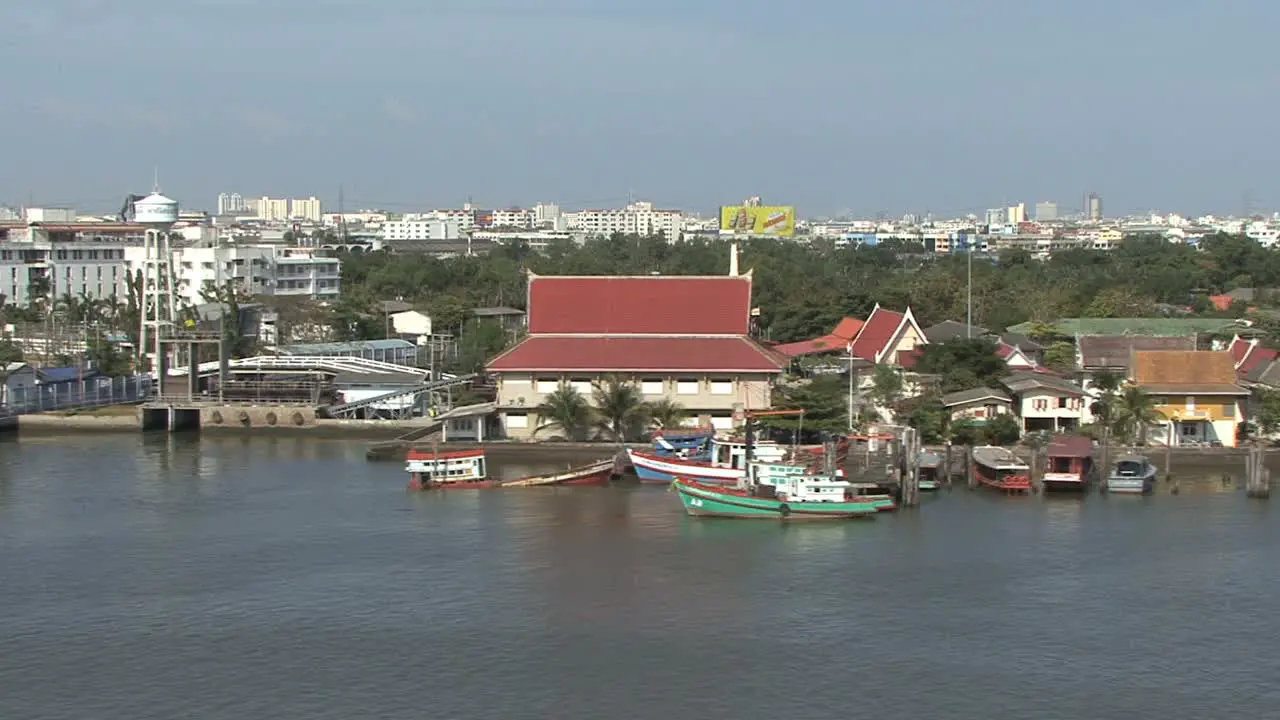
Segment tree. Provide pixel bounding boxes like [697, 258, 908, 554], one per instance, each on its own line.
[760, 375, 849, 437]
[914, 338, 1008, 393]
[200, 280, 257, 358]
[868, 364, 904, 420]
[1253, 388, 1280, 439]
[590, 375, 648, 441]
[646, 397, 687, 430]
[1042, 341, 1078, 374]
[1089, 369, 1123, 431]
[533, 384, 592, 441]
[901, 396, 948, 444]
[949, 419, 986, 446]
[1113, 386, 1159, 445]
[86, 332, 132, 377]
[985, 414, 1022, 445]
[0, 336, 23, 404]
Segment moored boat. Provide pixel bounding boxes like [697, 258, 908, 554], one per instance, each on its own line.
[1042, 435, 1094, 492]
[627, 436, 789, 485]
[1105, 454, 1157, 494]
[972, 446, 1032, 493]
[651, 426, 715, 460]
[501, 459, 616, 488]
[917, 450, 943, 491]
[671, 476, 880, 520]
[405, 448, 495, 489]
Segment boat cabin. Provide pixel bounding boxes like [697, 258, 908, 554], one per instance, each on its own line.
[972, 446, 1031, 492]
[1043, 435, 1094, 490]
[770, 475, 857, 504]
[405, 448, 487, 485]
[652, 426, 715, 458]
[711, 438, 787, 470]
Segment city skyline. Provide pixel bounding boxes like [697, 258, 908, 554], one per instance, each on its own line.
[2, 0, 1276, 216]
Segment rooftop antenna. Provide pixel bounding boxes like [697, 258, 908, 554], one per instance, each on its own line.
[153, 165, 161, 193]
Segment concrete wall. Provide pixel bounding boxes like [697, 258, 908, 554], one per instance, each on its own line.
[199, 405, 319, 429]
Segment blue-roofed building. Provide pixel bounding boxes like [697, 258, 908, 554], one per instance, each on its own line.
[37, 367, 101, 384]
[275, 338, 420, 367]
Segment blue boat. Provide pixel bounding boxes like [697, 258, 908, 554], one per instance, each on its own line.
[650, 426, 715, 460]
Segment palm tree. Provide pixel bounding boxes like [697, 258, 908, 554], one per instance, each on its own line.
[1114, 386, 1159, 445]
[591, 375, 648, 441]
[646, 397, 687, 430]
[533, 384, 592, 441]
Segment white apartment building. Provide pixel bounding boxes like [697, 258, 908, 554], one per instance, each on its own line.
[563, 201, 684, 239]
[322, 211, 387, 227]
[0, 219, 140, 305]
[217, 193, 247, 215]
[381, 215, 464, 241]
[123, 244, 342, 307]
[290, 197, 323, 223]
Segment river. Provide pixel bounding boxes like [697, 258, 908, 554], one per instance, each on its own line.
[1, 434, 1278, 719]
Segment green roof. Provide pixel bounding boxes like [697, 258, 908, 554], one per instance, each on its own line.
[1006, 318, 1245, 337]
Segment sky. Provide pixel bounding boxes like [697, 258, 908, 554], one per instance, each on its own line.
[1, 0, 1276, 218]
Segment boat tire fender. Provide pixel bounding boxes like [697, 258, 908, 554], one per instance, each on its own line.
[779, 503, 791, 517]
[238, 411, 251, 425]
[265, 411, 278, 426]
[210, 410, 223, 425]
[291, 411, 304, 426]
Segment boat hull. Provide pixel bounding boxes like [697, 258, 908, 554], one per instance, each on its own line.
[409, 479, 501, 490]
[1042, 472, 1087, 492]
[627, 449, 743, 485]
[507, 462, 616, 487]
[672, 479, 878, 520]
[1106, 477, 1154, 494]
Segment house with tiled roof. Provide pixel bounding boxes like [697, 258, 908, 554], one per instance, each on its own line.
[922, 320, 1043, 369]
[772, 317, 864, 358]
[939, 387, 1014, 425]
[848, 305, 926, 367]
[1226, 335, 1278, 379]
[1130, 350, 1249, 447]
[485, 271, 787, 438]
[1001, 372, 1087, 435]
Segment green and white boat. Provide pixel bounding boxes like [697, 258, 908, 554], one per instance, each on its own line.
[671, 474, 882, 520]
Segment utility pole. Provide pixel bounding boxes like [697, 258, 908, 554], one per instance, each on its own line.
[847, 340, 855, 432]
[966, 236, 973, 337]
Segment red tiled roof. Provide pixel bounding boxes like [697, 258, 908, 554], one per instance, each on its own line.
[526, 275, 751, 335]
[774, 335, 849, 357]
[1228, 336, 1250, 364]
[995, 342, 1014, 359]
[849, 306, 905, 362]
[1209, 295, 1234, 312]
[1238, 343, 1277, 376]
[772, 316, 866, 358]
[831, 317, 864, 339]
[486, 336, 787, 372]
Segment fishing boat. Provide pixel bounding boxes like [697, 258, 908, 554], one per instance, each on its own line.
[971, 445, 1032, 493]
[917, 450, 943, 491]
[501, 459, 616, 488]
[671, 476, 880, 520]
[405, 448, 495, 489]
[1105, 454, 1157, 494]
[650, 426, 715, 460]
[627, 437, 789, 485]
[1043, 435, 1094, 492]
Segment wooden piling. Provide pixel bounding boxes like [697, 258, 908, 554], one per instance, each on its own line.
[1247, 444, 1270, 499]
[901, 427, 920, 508]
[1163, 423, 1174, 484]
[1030, 446, 1043, 494]
[966, 445, 977, 490]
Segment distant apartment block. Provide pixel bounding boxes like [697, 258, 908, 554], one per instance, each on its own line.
[232, 195, 323, 222]
[563, 201, 684, 239]
[0, 215, 140, 305]
[217, 193, 247, 215]
[124, 245, 341, 307]
[1035, 201, 1059, 221]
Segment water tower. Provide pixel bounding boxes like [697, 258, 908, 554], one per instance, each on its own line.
[134, 188, 179, 376]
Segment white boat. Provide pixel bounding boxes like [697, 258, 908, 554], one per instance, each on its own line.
[1106, 455, 1157, 494]
[627, 436, 790, 484]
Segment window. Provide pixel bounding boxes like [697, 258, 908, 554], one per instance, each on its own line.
[710, 379, 733, 395]
[640, 379, 664, 395]
[1058, 397, 1068, 409]
[535, 378, 559, 394]
[676, 379, 699, 395]
[710, 413, 734, 430]
[505, 413, 528, 429]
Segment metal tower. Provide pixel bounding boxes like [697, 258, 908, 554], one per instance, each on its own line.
[132, 189, 180, 375]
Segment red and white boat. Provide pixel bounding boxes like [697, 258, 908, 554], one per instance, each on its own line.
[972, 446, 1031, 493]
[406, 448, 496, 489]
[501, 459, 616, 487]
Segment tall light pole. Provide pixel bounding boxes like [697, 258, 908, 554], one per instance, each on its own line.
[846, 340, 855, 432]
[966, 234, 973, 338]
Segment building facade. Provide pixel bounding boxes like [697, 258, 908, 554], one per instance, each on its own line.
[562, 201, 684, 239]
[0, 220, 143, 305]
[486, 272, 786, 439]
[1131, 350, 1248, 447]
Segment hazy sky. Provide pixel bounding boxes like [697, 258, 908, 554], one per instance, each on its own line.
[2, 0, 1275, 217]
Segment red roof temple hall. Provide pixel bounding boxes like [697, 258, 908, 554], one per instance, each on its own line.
[486, 271, 787, 439]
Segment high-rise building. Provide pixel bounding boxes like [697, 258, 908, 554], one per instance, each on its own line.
[1006, 203, 1026, 224]
[290, 196, 322, 222]
[217, 192, 246, 215]
[1087, 193, 1103, 221]
[254, 196, 290, 221]
[1034, 201, 1059, 221]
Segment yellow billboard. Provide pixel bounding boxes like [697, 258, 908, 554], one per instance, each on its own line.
[719, 206, 796, 236]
